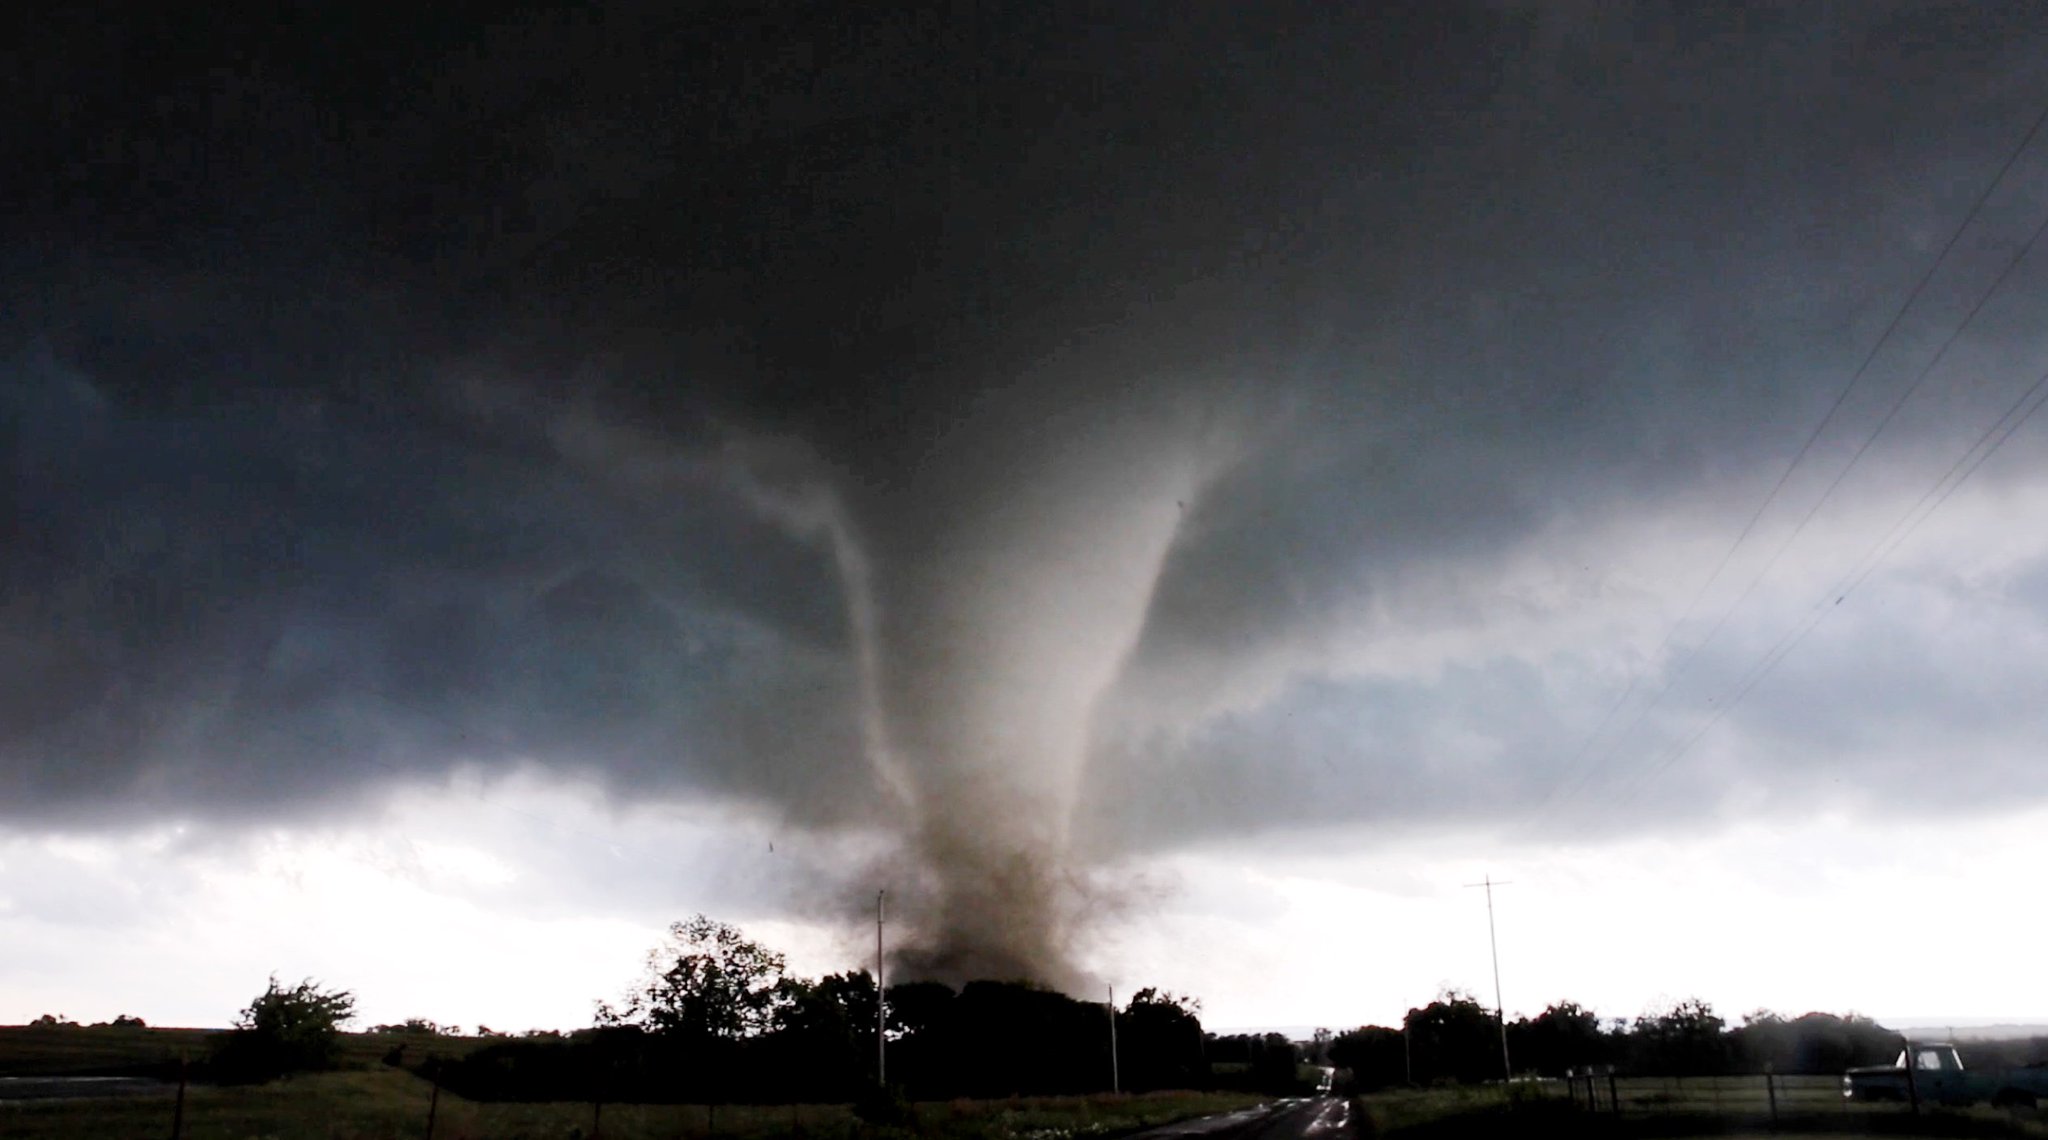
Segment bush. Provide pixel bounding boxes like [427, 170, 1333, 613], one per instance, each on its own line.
[852, 1085, 919, 1127]
[211, 975, 355, 1083]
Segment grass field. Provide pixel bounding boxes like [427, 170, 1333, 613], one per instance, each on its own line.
[0, 1058, 1266, 1140]
[1349, 1077, 2048, 1140]
[0, 1022, 485, 1076]
[0, 1023, 224, 1075]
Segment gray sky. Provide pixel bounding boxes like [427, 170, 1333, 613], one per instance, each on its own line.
[6, 2, 2048, 1028]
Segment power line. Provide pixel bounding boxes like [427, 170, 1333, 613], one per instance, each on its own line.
[1677, 194, 2048, 653]
[1526, 102, 2048, 829]
[1607, 362, 2048, 808]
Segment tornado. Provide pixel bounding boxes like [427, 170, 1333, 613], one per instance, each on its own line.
[730, 370, 1243, 987]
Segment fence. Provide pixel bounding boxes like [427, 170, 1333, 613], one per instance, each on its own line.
[1564, 1071, 2001, 1125]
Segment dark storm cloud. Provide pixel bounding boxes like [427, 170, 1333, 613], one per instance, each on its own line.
[2, 350, 868, 825]
[11, 2, 2048, 978]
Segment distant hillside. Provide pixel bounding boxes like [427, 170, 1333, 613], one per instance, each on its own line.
[0, 1023, 482, 1077]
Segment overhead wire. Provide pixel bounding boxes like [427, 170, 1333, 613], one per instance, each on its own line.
[1604, 361, 2048, 810]
[1520, 101, 2048, 831]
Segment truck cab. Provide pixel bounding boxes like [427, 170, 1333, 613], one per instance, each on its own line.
[1844, 1043, 2046, 1108]
[1844, 1044, 1962, 1103]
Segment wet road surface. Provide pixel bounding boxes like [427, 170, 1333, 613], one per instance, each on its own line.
[1135, 1097, 1356, 1140]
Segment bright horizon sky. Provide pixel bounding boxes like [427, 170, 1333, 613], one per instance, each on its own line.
[9, 772, 2047, 1034]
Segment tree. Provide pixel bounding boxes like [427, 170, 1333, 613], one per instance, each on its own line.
[212, 975, 356, 1082]
[1329, 1025, 1406, 1091]
[1511, 1001, 1607, 1076]
[600, 914, 788, 1038]
[765, 971, 879, 1101]
[1632, 998, 1727, 1075]
[371, 1017, 445, 1035]
[1730, 1010, 1901, 1074]
[1404, 990, 1498, 1084]
[1119, 989, 1206, 1091]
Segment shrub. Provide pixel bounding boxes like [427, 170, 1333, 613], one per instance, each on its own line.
[211, 975, 356, 1083]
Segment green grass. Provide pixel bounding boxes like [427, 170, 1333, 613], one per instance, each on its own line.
[912, 1090, 1267, 1140]
[0, 1024, 223, 1075]
[0, 1023, 496, 1077]
[1351, 1083, 1526, 1133]
[1346, 1076, 2048, 1140]
[0, 1065, 1267, 1140]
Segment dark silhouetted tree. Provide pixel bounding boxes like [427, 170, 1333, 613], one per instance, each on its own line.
[1510, 1001, 1608, 1075]
[762, 970, 878, 1100]
[1120, 989, 1206, 1091]
[1632, 998, 1727, 1075]
[1329, 1025, 1406, 1090]
[371, 1017, 445, 1035]
[1730, 1010, 1902, 1074]
[212, 975, 356, 1082]
[1405, 990, 1498, 1084]
[600, 914, 788, 1038]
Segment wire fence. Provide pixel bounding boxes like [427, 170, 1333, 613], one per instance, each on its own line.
[1564, 1070, 2047, 1129]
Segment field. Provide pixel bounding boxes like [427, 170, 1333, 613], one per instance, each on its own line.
[1349, 1077, 2048, 1140]
[0, 1022, 467, 1076]
[0, 1026, 1264, 1140]
[0, 1069, 1263, 1140]
[0, 1023, 223, 1075]
[15, 1025, 2046, 1140]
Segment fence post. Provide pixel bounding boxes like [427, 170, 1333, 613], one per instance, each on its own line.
[592, 1098, 603, 1140]
[424, 1076, 439, 1140]
[168, 1055, 187, 1140]
[1766, 1066, 1777, 1128]
[1608, 1068, 1621, 1117]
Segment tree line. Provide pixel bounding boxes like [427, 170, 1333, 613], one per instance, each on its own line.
[426, 915, 1310, 1104]
[1329, 990, 1911, 1087]
[185, 920, 2021, 1100]
[209, 915, 1312, 1104]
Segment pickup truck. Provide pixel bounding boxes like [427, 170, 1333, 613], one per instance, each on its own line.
[1843, 1043, 2048, 1108]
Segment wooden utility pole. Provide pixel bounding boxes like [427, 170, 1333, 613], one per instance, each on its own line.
[1107, 984, 1120, 1094]
[876, 890, 887, 1089]
[1464, 874, 1514, 1082]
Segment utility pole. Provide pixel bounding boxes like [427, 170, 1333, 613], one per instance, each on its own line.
[1107, 984, 1120, 1094]
[1465, 874, 1513, 1082]
[876, 889, 887, 1089]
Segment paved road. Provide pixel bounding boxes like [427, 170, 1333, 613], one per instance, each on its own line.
[1135, 1097, 1356, 1140]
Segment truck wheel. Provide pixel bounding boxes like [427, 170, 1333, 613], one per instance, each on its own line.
[1992, 1089, 2037, 1109]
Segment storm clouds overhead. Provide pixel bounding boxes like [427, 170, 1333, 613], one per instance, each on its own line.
[7, 2, 2048, 1013]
